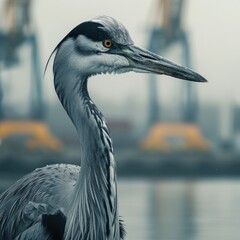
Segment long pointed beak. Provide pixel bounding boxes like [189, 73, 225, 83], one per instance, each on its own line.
[123, 45, 207, 82]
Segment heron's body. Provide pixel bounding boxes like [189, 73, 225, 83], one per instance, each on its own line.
[0, 164, 79, 239]
[0, 164, 125, 239]
[0, 16, 206, 240]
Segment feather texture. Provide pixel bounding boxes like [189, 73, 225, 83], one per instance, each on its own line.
[0, 16, 133, 239]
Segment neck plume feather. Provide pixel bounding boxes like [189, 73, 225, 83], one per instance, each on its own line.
[54, 69, 119, 239]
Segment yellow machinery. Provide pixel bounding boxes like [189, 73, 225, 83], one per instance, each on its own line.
[0, 121, 61, 150]
[141, 123, 209, 151]
[0, 0, 61, 151]
[141, 0, 209, 152]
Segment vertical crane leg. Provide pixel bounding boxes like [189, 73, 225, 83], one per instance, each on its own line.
[147, 29, 165, 125]
[180, 33, 197, 123]
[28, 34, 44, 119]
[0, 80, 3, 120]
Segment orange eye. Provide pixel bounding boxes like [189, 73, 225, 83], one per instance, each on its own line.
[103, 39, 112, 48]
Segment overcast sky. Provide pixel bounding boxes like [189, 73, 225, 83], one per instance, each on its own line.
[35, 0, 240, 107]
[2, 0, 240, 109]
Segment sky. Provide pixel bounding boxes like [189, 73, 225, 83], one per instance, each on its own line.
[2, 0, 240, 109]
[33, 0, 240, 107]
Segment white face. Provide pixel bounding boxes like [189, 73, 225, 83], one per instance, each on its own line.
[53, 17, 205, 85]
[63, 35, 131, 77]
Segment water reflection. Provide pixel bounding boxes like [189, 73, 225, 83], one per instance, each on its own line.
[118, 179, 240, 240]
[1, 178, 240, 239]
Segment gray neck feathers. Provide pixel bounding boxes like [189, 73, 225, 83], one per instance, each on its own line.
[53, 50, 119, 239]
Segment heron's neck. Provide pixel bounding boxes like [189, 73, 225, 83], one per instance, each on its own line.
[56, 76, 119, 239]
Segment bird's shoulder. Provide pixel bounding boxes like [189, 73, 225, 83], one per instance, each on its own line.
[0, 164, 80, 205]
[0, 164, 80, 239]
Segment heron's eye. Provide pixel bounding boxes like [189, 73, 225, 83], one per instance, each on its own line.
[103, 39, 112, 48]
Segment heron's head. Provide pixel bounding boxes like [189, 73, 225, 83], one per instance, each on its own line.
[52, 16, 206, 82]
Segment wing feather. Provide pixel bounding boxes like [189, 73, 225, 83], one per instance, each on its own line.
[0, 164, 80, 239]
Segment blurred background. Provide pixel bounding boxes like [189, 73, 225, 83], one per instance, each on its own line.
[1, 0, 240, 239]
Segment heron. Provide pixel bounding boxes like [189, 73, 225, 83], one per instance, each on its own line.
[0, 16, 206, 240]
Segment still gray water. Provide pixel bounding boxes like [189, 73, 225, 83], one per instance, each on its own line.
[118, 179, 240, 240]
[1, 177, 240, 240]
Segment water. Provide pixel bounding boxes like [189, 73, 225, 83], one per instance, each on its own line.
[1, 177, 240, 239]
[118, 179, 240, 240]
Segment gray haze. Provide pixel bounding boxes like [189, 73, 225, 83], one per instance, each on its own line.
[32, 0, 240, 108]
